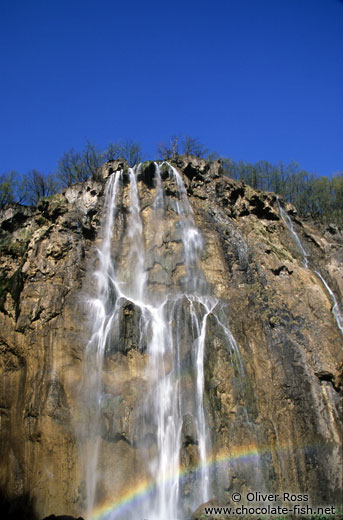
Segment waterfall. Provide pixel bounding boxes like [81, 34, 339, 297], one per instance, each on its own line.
[80, 163, 265, 520]
[79, 172, 122, 518]
[277, 198, 343, 336]
[314, 270, 343, 335]
[277, 198, 309, 268]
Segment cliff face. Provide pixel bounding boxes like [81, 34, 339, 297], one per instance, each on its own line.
[0, 158, 342, 519]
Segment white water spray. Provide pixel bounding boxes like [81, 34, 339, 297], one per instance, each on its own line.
[80, 172, 122, 518]
[80, 163, 263, 519]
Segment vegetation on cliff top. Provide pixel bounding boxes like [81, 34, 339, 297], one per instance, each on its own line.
[1, 137, 342, 225]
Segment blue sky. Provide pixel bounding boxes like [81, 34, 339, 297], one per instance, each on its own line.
[1, 0, 342, 176]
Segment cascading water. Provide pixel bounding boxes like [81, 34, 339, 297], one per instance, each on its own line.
[79, 162, 266, 520]
[79, 172, 122, 518]
[314, 270, 343, 335]
[78, 175, 120, 516]
[277, 198, 343, 336]
[277, 198, 309, 268]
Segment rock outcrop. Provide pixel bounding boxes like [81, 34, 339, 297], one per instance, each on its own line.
[0, 157, 342, 519]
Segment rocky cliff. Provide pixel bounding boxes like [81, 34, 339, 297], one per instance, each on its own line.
[0, 157, 342, 519]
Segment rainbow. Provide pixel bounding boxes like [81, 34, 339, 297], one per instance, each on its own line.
[90, 442, 296, 519]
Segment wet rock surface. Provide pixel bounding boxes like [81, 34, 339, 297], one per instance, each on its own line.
[0, 157, 342, 518]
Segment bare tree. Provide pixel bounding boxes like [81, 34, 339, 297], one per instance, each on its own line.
[57, 149, 83, 187]
[104, 140, 142, 166]
[157, 135, 180, 160]
[182, 136, 207, 157]
[103, 142, 122, 162]
[171, 135, 179, 158]
[157, 135, 208, 160]
[82, 141, 103, 179]
[22, 170, 58, 205]
[0, 171, 16, 208]
[57, 142, 103, 187]
[157, 141, 173, 160]
[121, 140, 142, 166]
